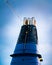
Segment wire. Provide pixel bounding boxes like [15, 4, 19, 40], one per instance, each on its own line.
[23, 31, 28, 53]
[4, 0, 22, 20]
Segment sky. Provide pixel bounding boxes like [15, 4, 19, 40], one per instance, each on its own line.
[0, 0, 52, 65]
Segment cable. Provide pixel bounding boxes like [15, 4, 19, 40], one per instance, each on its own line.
[4, 0, 22, 20]
[23, 31, 28, 53]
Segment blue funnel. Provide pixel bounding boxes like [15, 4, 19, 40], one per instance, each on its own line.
[10, 17, 43, 65]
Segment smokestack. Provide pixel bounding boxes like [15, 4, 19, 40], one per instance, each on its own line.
[10, 17, 43, 65]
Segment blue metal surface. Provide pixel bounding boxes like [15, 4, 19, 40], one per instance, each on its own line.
[11, 43, 39, 65]
[10, 25, 42, 65]
[14, 43, 37, 54]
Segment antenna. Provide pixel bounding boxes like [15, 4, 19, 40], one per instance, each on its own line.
[4, 0, 22, 20]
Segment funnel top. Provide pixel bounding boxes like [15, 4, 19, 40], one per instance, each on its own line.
[23, 17, 36, 26]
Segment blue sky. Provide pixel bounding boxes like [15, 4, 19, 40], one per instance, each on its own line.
[0, 0, 52, 65]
